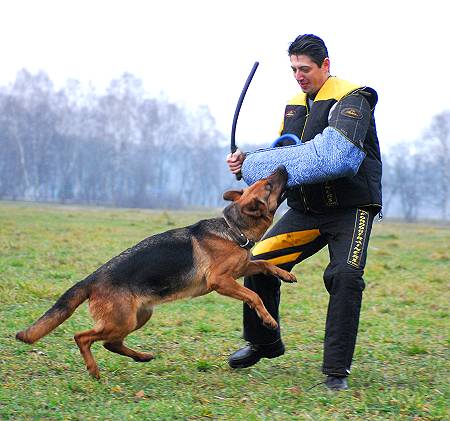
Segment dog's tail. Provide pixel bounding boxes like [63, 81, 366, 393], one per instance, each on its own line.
[16, 275, 94, 344]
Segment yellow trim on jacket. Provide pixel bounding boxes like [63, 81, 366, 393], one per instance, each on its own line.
[287, 77, 361, 105]
[279, 77, 362, 134]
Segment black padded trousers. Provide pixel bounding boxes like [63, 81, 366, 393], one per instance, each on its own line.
[242, 207, 375, 377]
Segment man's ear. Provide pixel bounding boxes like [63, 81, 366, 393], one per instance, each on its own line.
[223, 189, 244, 202]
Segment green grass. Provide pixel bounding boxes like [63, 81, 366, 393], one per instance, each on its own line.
[0, 201, 448, 420]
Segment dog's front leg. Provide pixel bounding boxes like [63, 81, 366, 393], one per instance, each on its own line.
[208, 275, 278, 330]
[244, 260, 297, 283]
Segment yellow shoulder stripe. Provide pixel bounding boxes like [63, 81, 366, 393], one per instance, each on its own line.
[287, 92, 307, 106]
[285, 78, 360, 105]
[315, 77, 361, 102]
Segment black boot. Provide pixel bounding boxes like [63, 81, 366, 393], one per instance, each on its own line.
[228, 341, 285, 369]
[325, 375, 349, 391]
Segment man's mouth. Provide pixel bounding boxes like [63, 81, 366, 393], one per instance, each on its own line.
[299, 81, 308, 89]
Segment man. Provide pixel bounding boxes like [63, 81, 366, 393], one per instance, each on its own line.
[226, 34, 382, 391]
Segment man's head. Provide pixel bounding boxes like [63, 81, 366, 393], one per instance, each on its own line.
[288, 34, 330, 96]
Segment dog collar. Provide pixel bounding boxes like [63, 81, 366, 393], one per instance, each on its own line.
[222, 215, 255, 250]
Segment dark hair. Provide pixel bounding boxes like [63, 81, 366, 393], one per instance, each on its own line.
[288, 34, 329, 67]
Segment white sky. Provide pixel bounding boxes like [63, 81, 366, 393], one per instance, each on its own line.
[1, 0, 449, 152]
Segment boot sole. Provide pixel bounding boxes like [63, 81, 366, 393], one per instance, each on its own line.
[228, 349, 285, 369]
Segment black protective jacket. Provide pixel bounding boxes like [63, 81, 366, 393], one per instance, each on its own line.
[280, 77, 382, 213]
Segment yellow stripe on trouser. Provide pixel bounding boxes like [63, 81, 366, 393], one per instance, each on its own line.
[252, 229, 321, 265]
[263, 252, 303, 266]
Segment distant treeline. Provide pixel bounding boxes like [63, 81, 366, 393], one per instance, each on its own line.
[0, 70, 240, 209]
[0, 70, 448, 220]
[381, 110, 449, 221]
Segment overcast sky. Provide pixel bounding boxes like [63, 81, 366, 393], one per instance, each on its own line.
[1, 0, 449, 152]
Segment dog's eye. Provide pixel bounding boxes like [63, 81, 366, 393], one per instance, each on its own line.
[265, 182, 273, 191]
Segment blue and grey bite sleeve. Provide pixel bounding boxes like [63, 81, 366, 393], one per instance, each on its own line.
[241, 127, 366, 187]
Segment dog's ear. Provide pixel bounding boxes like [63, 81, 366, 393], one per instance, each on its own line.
[223, 189, 244, 202]
[242, 198, 267, 218]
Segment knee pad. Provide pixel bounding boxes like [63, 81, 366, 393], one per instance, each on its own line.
[323, 265, 365, 294]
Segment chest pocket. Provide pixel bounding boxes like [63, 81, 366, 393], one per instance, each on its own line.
[301, 100, 336, 142]
[281, 105, 307, 138]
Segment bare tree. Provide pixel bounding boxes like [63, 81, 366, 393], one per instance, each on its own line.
[426, 111, 450, 220]
[389, 143, 428, 221]
[0, 69, 234, 208]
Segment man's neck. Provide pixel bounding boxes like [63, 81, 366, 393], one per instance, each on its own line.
[307, 75, 331, 102]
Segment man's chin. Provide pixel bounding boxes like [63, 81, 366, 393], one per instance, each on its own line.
[300, 86, 313, 94]
[302, 87, 319, 96]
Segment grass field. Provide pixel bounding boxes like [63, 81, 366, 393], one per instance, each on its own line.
[0, 201, 448, 420]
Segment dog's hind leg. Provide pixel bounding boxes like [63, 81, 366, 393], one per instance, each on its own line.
[74, 326, 107, 379]
[73, 294, 144, 378]
[103, 304, 155, 362]
[103, 341, 154, 362]
[77, 294, 155, 375]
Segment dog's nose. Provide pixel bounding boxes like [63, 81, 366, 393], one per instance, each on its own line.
[276, 165, 287, 176]
[275, 165, 288, 182]
[269, 165, 288, 189]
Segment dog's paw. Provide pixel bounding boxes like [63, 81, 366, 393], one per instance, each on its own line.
[263, 318, 278, 330]
[88, 366, 101, 380]
[133, 352, 155, 362]
[276, 270, 297, 283]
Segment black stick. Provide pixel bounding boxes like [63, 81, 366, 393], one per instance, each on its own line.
[230, 61, 259, 180]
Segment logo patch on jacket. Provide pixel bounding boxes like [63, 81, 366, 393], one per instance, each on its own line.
[286, 110, 296, 118]
[341, 107, 363, 119]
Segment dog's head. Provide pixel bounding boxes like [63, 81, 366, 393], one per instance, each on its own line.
[223, 166, 288, 240]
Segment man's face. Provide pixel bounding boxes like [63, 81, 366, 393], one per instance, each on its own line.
[290, 54, 330, 96]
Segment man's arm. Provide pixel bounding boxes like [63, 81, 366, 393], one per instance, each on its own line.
[241, 93, 372, 187]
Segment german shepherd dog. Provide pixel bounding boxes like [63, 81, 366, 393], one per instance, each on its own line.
[16, 166, 296, 378]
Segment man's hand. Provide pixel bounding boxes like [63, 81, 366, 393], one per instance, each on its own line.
[226, 149, 246, 175]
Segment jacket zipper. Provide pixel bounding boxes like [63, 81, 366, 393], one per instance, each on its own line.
[299, 100, 311, 212]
